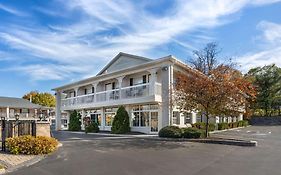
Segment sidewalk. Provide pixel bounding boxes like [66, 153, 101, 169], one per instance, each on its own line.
[0, 151, 44, 174]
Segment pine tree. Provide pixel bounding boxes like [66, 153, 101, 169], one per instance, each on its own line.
[111, 106, 130, 134]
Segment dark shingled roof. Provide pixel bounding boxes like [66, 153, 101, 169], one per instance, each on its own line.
[0, 96, 42, 109]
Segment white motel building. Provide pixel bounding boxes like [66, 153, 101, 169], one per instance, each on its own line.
[53, 52, 243, 134]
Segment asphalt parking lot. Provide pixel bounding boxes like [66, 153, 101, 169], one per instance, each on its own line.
[8, 126, 281, 175]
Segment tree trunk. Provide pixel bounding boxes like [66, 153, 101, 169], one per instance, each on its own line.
[205, 113, 209, 138]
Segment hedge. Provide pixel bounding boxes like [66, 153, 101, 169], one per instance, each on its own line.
[6, 135, 59, 155]
[218, 120, 249, 130]
[182, 127, 205, 138]
[158, 126, 182, 138]
[85, 122, 99, 133]
[192, 122, 215, 131]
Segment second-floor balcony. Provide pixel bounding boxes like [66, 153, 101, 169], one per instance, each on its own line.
[61, 83, 162, 109]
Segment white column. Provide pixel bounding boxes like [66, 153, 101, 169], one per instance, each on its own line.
[6, 107, 9, 120]
[81, 109, 85, 130]
[149, 69, 157, 95]
[238, 113, 243, 121]
[74, 87, 79, 97]
[161, 65, 172, 127]
[100, 107, 105, 130]
[92, 83, 98, 102]
[55, 91, 62, 130]
[117, 76, 125, 99]
[66, 111, 70, 130]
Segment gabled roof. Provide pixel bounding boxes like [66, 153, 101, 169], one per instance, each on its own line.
[52, 53, 201, 91]
[0, 96, 42, 109]
[97, 52, 152, 75]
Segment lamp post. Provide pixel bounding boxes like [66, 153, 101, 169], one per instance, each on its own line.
[1, 116, 6, 151]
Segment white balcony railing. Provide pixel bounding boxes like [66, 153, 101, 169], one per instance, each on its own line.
[61, 83, 162, 108]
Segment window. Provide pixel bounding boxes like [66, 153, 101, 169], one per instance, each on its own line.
[112, 82, 115, 89]
[21, 109, 29, 114]
[91, 114, 102, 126]
[140, 112, 149, 126]
[184, 113, 192, 124]
[132, 112, 140, 126]
[84, 89, 87, 95]
[92, 87, 95, 93]
[130, 78, 134, 86]
[105, 107, 118, 126]
[105, 113, 114, 126]
[173, 111, 180, 125]
[131, 104, 158, 127]
[143, 75, 147, 84]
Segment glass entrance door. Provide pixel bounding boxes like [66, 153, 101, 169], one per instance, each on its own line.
[150, 112, 158, 132]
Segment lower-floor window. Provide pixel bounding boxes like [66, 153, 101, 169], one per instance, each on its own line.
[91, 114, 102, 126]
[105, 113, 115, 126]
[184, 113, 192, 124]
[172, 111, 180, 125]
[131, 104, 158, 128]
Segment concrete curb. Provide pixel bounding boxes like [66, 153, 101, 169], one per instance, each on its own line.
[209, 126, 251, 134]
[5, 155, 45, 174]
[62, 131, 156, 138]
[144, 137, 257, 147]
[3, 143, 63, 174]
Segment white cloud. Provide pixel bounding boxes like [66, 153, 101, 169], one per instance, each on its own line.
[237, 21, 281, 72]
[0, 0, 280, 80]
[0, 3, 27, 16]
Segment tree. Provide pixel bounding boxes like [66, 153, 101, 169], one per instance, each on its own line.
[175, 65, 255, 137]
[246, 64, 281, 116]
[111, 106, 130, 134]
[188, 42, 234, 76]
[23, 91, 56, 107]
[68, 110, 81, 131]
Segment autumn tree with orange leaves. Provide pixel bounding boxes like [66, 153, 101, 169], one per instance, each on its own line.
[174, 65, 256, 137]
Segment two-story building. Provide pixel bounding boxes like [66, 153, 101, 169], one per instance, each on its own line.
[53, 52, 243, 134]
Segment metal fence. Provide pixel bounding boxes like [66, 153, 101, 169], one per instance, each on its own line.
[1, 120, 36, 151]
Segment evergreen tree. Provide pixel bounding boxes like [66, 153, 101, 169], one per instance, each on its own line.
[68, 110, 81, 131]
[111, 106, 130, 134]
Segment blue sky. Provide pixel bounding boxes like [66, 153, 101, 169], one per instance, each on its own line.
[0, 0, 281, 97]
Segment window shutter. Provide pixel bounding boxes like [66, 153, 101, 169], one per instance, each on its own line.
[112, 82, 115, 89]
[84, 89, 87, 95]
[92, 87, 95, 93]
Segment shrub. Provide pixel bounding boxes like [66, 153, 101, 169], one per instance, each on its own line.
[85, 122, 99, 133]
[68, 110, 81, 131]
[111, 106, 130, 134]
[6, 135, 58, 155]
[240, 120, 249, 127]
[182, 127, 204, 138]
[158, 126, 182, 138]
[192, 122, 215, 131]
[0, 164, 4, 170]
[218, 123, 229, 130]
